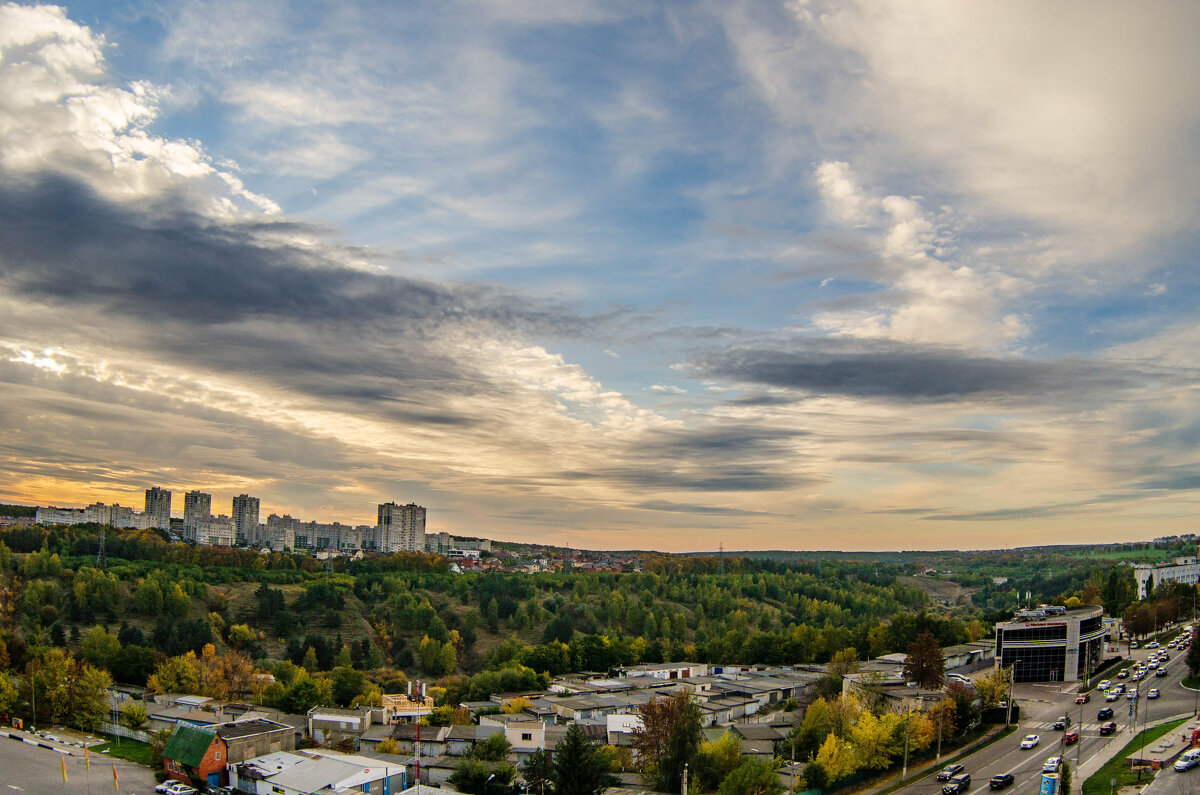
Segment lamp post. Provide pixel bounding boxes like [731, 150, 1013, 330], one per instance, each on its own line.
[901, 702, 912, 779]
[1005, 660, 1021, 726]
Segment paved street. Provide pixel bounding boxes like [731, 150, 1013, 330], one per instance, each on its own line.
[893, 633, 1200, 794]
[0, 733, 155, 794]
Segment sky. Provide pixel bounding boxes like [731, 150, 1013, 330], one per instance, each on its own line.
[1, 1, 1199, 552]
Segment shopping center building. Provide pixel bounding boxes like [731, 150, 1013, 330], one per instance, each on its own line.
[994, 605, 1106, 683]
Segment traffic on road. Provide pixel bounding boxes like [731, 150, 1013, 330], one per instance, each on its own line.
[896, 624, 1199, 794]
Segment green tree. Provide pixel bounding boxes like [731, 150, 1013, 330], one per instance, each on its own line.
[80, 626, 120, 669]
[903, 631, 945, 690]
[521, 747, 554, 795]
[472, 732, 513, 762]
[551, 724, 619, 795]
[1187, 636, 1200, 676]
[448, 758, 516, 795]
[120, 701, 149, 733]
[0, 670, 18, 717]
[331, 666, 366, 707]
[804, 761, 829, 791]
[715, 758, 783, 795]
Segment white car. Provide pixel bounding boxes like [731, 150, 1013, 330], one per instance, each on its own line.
[1021, 734, 1040, 749]
[1098, 679, 1111, 689]
[1148, 641, 1161, 648]
[1148, 688, 1160, 699]
[1043, 757, 1062, 773]
[155, 783, 198, 795]
[1176, 748, 1200, 771]
[1128, 688, 1139, 700]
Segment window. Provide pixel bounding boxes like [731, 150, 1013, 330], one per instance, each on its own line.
[522, 733, 533, 742]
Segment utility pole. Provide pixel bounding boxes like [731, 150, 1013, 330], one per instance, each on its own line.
[936, 695, 944, 760]
[901, 703, 911, 779]
[1005, 661, 1020, 725]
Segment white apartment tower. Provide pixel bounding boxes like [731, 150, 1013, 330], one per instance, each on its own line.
[374, 502, 426, 553]
[182, 490, 212, 538]
[231, 494, 260, 545]
[144, 486, 172, 530]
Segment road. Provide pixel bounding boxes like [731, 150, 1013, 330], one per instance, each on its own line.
[0, 733, 155, 794]
[895, 635, 1199, 794]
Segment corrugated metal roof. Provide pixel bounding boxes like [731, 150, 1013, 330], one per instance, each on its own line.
[162, 724, 216, 768]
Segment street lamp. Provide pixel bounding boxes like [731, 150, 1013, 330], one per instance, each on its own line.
[1005, 660, 1021, 726]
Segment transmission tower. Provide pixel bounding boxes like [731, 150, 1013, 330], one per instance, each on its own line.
[718, 541, 724, 575]
[96, 527, 107, 570]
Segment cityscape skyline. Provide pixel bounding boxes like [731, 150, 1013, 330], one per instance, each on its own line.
[2, 2, 1200, 552]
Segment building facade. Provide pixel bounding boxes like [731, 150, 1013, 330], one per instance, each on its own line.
[1134, 557, 1200, 599]
[145, 486, 172, 530]
[183, 490, 212, 533]
[994, 605, 1105, 683]
[373, 502, 426, 553]
[231, 494, 260, 546]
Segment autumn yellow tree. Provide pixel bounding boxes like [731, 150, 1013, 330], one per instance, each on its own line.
[850, 711, 906, 770]
[815, 733, 858, 781]
[973, 667, 1011, 709]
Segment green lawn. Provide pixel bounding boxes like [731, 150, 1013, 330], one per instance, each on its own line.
[91, 737, 153, 766]
[1080, 718, 1187, 795]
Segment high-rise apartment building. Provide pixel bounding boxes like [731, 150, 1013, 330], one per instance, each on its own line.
[144, 486, 172, 530]
[374, 502, 426, 553]
[183, 490, 212, 537]
[231, 494, 260, 545]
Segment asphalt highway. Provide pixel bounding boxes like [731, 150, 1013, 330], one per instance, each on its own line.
[895, 637, 1200, 794]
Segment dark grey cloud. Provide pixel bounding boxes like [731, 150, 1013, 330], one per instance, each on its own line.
[0, 171, 610, 430]
[1138, 470, 1200, 491]
[0, 172, 582, 334]
[694, 340, 1168, 402]
[634, 500, 778, 517]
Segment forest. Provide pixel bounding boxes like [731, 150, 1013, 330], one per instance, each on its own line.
[0, 521, 1190, 738]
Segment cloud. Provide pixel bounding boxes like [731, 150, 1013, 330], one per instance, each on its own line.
[693, 339, 1156, 403]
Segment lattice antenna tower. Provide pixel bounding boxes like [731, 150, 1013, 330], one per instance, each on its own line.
[97, 527, 107, 570]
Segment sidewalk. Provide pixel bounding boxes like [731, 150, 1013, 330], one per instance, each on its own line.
[1070, 710, 1194, 794]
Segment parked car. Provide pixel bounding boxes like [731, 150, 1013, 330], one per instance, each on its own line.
[942, 773, 971, 794]
[1063, 730, 1079, 745]
[988, 773, 1014, 790]
[1043, 757, 1062, 774]
[1099, 721, 1118, 736]
[1131, 640, 1139, 649]
[1098, 707, 1114, 719]
[155, 783, 198, 795]
[1052, 716, 1071, 730]
[1020, 734, 1040, 749]
[937, 764, 966, 781]
[1175, 748, 1200, 771]
[1075, 692, 1090, 704]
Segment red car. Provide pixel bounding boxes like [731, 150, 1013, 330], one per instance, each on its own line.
[1063, 730, 1079, 745]
[1075, 692, 1090, 704]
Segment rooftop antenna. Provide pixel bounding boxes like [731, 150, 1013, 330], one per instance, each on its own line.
[97, 527, 107, 570]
